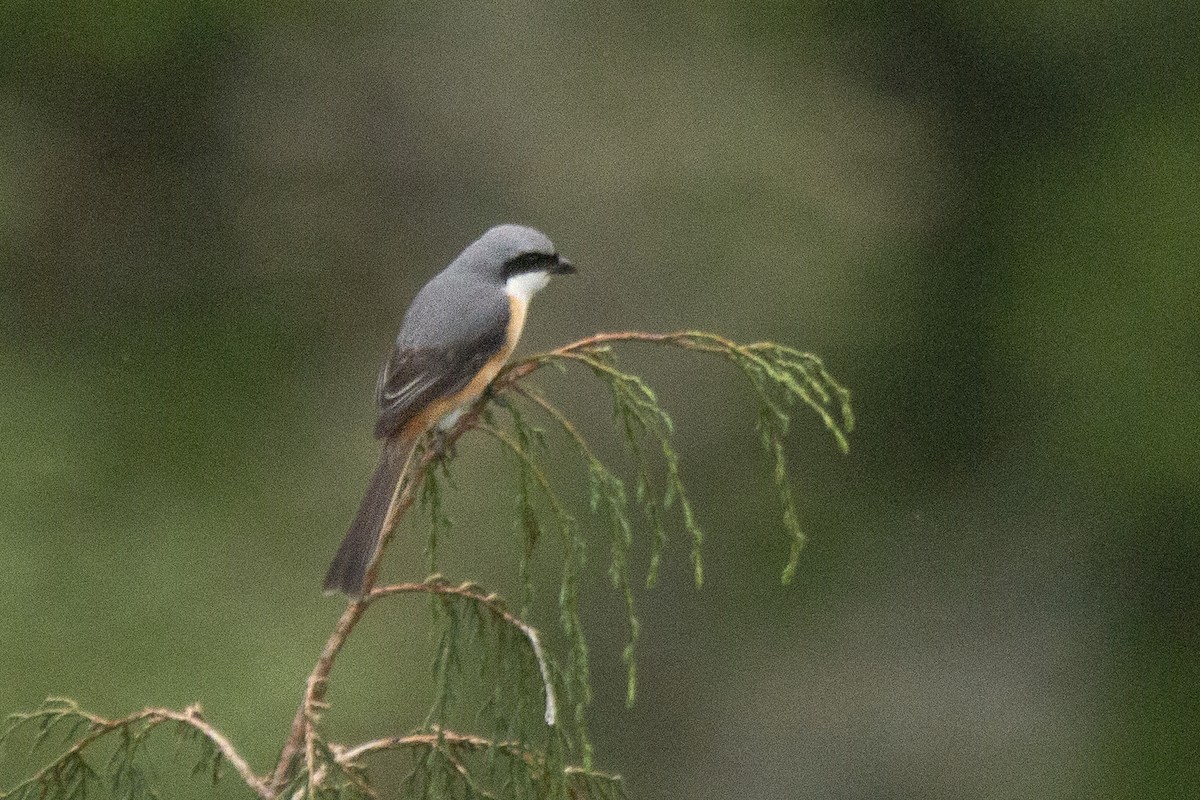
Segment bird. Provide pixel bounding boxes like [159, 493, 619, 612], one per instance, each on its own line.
[323, 224, 575, 596]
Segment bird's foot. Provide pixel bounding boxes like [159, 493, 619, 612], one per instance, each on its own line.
[429, 428, 457, 461]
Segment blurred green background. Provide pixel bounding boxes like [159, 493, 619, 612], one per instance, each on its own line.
[3, 2, 1198, 797]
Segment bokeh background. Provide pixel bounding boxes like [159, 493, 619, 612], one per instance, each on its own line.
[3, 3, 1198, 798]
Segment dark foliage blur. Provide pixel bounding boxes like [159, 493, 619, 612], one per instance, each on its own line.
[3, 3, 1197, 797]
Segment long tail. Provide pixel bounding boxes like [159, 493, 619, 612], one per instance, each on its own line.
[323, 435, 414, 596]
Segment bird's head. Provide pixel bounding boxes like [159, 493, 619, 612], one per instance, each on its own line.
[456, 224, 575, 299]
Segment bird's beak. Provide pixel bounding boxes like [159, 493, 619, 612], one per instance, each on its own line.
[551, 255, 576, 275]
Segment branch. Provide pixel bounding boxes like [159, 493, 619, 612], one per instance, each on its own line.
[1, 700, 267, 799]
[267, 328, 851, 793]
[268, 400, 521, 791]
[268, 443, 427, 790]
[5, 328, 850, 800]
[334, 727, 622, 786]
[370, 578, 557, 726]
[497, 330, 730, 388]
[269, 401, 494, 792]
[500, 329, 853, 441]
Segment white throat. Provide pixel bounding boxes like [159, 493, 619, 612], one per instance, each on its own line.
[505, 270, 550, 302]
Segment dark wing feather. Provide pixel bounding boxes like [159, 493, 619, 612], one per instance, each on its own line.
[372, 322, 508, 439]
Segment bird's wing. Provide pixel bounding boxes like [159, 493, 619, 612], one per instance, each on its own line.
[372, 307, 510, 439]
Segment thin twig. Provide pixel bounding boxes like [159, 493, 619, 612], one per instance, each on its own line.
[510, 385, 599, 462]
[335, 727, 622, 785]
[370, 579, 558, 726]
[3, 703, 268, 799]
[338, 729, 519, 765]
[497, 330, 732, 387]
[474, 422, 574, 524]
